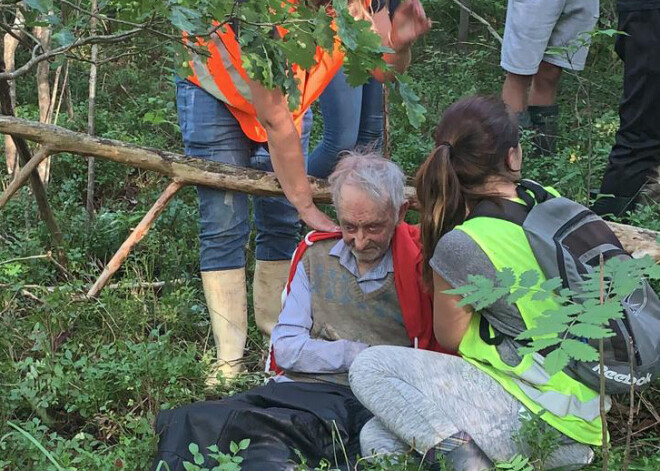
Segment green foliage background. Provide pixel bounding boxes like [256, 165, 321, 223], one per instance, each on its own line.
[1, 0, 658, 469]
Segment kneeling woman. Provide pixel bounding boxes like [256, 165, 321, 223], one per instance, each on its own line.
[349, 96, 603, 470]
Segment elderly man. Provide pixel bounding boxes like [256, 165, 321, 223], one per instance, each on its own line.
[152, 152, 443, 471]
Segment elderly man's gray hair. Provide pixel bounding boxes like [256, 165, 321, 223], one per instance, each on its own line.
[329, 151, 406, 217]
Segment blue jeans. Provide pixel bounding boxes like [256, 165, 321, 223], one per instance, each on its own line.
[307, 68, 383, 179]
[176, 79, 313, 271]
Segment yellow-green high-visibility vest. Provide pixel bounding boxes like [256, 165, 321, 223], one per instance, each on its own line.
[454, 194, 609, 446]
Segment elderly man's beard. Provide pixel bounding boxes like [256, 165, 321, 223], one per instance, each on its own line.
[350, 246, 385, 264]
[347, 236, 393, 265]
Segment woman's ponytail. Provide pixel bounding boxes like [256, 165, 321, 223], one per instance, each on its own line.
[416, 143, 466, 287]
[415, 95, 520, 288]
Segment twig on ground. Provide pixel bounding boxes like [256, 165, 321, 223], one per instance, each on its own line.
[19, 289, 45, 304]
[0, 253, 50, 265]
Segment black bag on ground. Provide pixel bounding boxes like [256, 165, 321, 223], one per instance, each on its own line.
[151, 381, 372, 471]
[470, 179, 660, 394]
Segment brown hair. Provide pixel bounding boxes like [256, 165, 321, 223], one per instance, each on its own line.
[415, 96, 520, 285]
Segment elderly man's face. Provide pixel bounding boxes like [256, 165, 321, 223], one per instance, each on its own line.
[337, 185, 400, 267]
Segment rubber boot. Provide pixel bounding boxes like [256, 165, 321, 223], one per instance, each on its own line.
[202, 268, 247, 385]
[253, 260, 290, 336]
[528, 104, 559, 157]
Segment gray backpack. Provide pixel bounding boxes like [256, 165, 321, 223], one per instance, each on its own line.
[469, 179, 660, 394]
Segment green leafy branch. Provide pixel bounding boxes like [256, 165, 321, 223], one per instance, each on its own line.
[13, 0, 426, 126]
[445, 256, 660, 376]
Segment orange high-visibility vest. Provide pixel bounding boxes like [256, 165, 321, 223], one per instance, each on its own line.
[185, 22, 345, 143]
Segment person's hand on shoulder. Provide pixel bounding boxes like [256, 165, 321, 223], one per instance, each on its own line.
[299, 203, 340, 232]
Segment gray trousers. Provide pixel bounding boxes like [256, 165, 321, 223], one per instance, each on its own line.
[349, 346, 593, 470]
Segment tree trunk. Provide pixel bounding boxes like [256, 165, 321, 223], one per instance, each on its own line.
[3, 11, 23, 177]
[382, 84, 390, 159]
[33, 24, 52, 185]
[458, 0, 470, 51]
[0, 72, 65, 260]
[86, 0, 99, 221]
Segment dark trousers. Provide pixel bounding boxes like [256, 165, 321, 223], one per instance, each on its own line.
[598, 6, 660, 200]
[151, 381, 372, 471]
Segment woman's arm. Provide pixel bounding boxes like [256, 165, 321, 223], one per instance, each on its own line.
[371, 0, 431, 81]
[248, 77, 339, 232]
[432, 271, 474, 352]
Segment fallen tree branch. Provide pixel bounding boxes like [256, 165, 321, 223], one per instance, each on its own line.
[0, 116, 335, 201]
[1, 279, 185, 294]
[0, 145, 53, 210]
[0, 116, 656, 261]
[86, 181, 184, 298]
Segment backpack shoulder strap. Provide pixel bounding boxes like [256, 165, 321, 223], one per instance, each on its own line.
[467, 180, 557, 225]
[518, 179, 554, 204]
[467, 198, 530, 226]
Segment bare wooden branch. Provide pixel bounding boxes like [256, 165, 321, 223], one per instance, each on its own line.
[0, 145, 52, 210]
[0, 28, 142, 80]
[3, 9, 22, 175]
[86, 181, 184, 298]
[0, 116, 657, 261]
[0, 116, 333, 201]
[1, 279, 185, 296]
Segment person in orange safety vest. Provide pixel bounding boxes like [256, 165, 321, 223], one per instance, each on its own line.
[175, 0, 431, 384]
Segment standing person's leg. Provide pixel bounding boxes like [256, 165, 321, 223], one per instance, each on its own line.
[307, 68, 363, 178]
[501, 0, 564, 145]
[251, 108, 314, 336]
[176, 79, 252, 382]
[528, 0, 599, 156]
[349, 346, 593, 470]
[527, 61, 562, 156]
[593, 7, 660, 217]
[356, 78, 384, 148]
